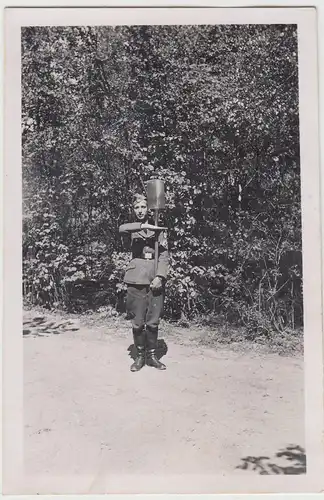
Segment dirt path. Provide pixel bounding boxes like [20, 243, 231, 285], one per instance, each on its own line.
[24, 310, 305, 478]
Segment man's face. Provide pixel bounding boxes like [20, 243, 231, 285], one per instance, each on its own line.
[134, 200, 148, 221]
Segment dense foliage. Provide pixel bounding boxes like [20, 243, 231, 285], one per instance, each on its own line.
[22, 25, 302, 338]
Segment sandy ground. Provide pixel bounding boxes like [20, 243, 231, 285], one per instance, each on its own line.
[24, 309, 305, 478]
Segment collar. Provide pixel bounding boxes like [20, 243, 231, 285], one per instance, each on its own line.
[138, 228, 155, 238]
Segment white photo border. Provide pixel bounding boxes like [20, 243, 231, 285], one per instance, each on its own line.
[2, 2, 324, 496]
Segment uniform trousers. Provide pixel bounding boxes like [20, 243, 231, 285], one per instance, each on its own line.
[126, 284, 164, 349]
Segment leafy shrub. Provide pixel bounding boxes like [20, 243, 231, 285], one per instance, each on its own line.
[22, 25, 302, 338]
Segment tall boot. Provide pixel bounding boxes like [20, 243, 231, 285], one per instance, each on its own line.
[146, 327, 166, 370]
[130, 327, 145, 372]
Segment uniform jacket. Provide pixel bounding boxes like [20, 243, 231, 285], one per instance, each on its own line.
[119, 222, 169, 285]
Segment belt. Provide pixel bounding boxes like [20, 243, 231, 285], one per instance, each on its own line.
[133, 253, 154, 260]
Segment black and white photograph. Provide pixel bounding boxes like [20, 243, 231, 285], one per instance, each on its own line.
[3, 4, 324, 496]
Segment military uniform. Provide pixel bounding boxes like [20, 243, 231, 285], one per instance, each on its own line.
[119, 221, 168, 370]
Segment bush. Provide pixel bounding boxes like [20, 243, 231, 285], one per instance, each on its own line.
[22, 25, 302, 338]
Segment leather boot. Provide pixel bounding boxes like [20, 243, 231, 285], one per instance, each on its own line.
[130, 346, 145, 372]
[130, 328, 145, 372]
[146, 327, 166, 370]
[146, 349, 166, 370]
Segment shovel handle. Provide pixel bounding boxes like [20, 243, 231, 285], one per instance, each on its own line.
[154, 210, 159, 277]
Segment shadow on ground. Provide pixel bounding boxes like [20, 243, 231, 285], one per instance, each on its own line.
[237, 445, 306, 475]
[23, 316, 79, 337]
[128, 339, 168, 361]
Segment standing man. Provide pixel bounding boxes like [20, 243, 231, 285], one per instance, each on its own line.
[119, 193, 168, 372]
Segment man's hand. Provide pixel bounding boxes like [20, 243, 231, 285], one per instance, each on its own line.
[150, 276, 163, 290]
[141, 223, 167, 231]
